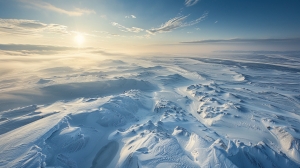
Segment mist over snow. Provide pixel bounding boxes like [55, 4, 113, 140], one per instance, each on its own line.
[0, 49, 300, 168]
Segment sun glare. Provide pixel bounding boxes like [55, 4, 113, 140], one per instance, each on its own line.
[74, 33, 85, 46]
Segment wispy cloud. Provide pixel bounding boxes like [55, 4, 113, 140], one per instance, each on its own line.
[147, 12, 208, 34]
[100, 15, 107, 19]
[180, 38, 300, 44]
[185, 0, 200, 7]
[125, 15, 136, 19]
[20, 0, 95, 16]
[111, 22, 143, 33]
[93, 30, 122, 38]
[147, 15, 188, 34]
[133, 34, 151, 39]
[0, 19, 68, 36]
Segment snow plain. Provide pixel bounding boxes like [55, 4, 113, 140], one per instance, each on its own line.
[0, 51, 300, 167]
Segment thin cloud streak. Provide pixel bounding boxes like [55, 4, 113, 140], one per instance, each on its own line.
[20, 0, 95, 16]
[185, 0, 200, 7]
[111, 22, 143, 33]
[181, 38, 300, 44]
[0, 44, 94, 51]
[125, 15, 136, 19]
[147, 12, 208, 34]
[0, 19, 69, 36]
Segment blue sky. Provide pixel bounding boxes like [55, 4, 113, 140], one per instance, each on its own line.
[0, 0, 300, 54]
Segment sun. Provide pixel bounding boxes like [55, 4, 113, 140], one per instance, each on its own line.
[74, 33, 85, 45]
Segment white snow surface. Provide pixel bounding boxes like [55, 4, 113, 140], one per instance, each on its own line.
[0, 52, 300, 167]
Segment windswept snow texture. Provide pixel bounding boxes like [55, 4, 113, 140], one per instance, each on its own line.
[0, 53, 300, 167]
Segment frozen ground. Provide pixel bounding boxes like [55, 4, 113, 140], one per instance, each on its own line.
[0, 51, 300, 167]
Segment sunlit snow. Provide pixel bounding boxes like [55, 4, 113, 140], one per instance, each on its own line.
[0, 52, 300, 167]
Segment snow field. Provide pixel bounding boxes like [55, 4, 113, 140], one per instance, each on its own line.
[0, 53, 300, 167]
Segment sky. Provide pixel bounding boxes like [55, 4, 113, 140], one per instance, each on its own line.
[0, 0, 300, 54]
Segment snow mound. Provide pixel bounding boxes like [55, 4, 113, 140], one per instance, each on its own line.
[97, 97, 140, 127]
[233, 74, 246, 82]
[114, 121, 199, 168]
[271, 126, 300, 163]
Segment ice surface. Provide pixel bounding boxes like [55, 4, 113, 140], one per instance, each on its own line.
[0, 53, 300, 167]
